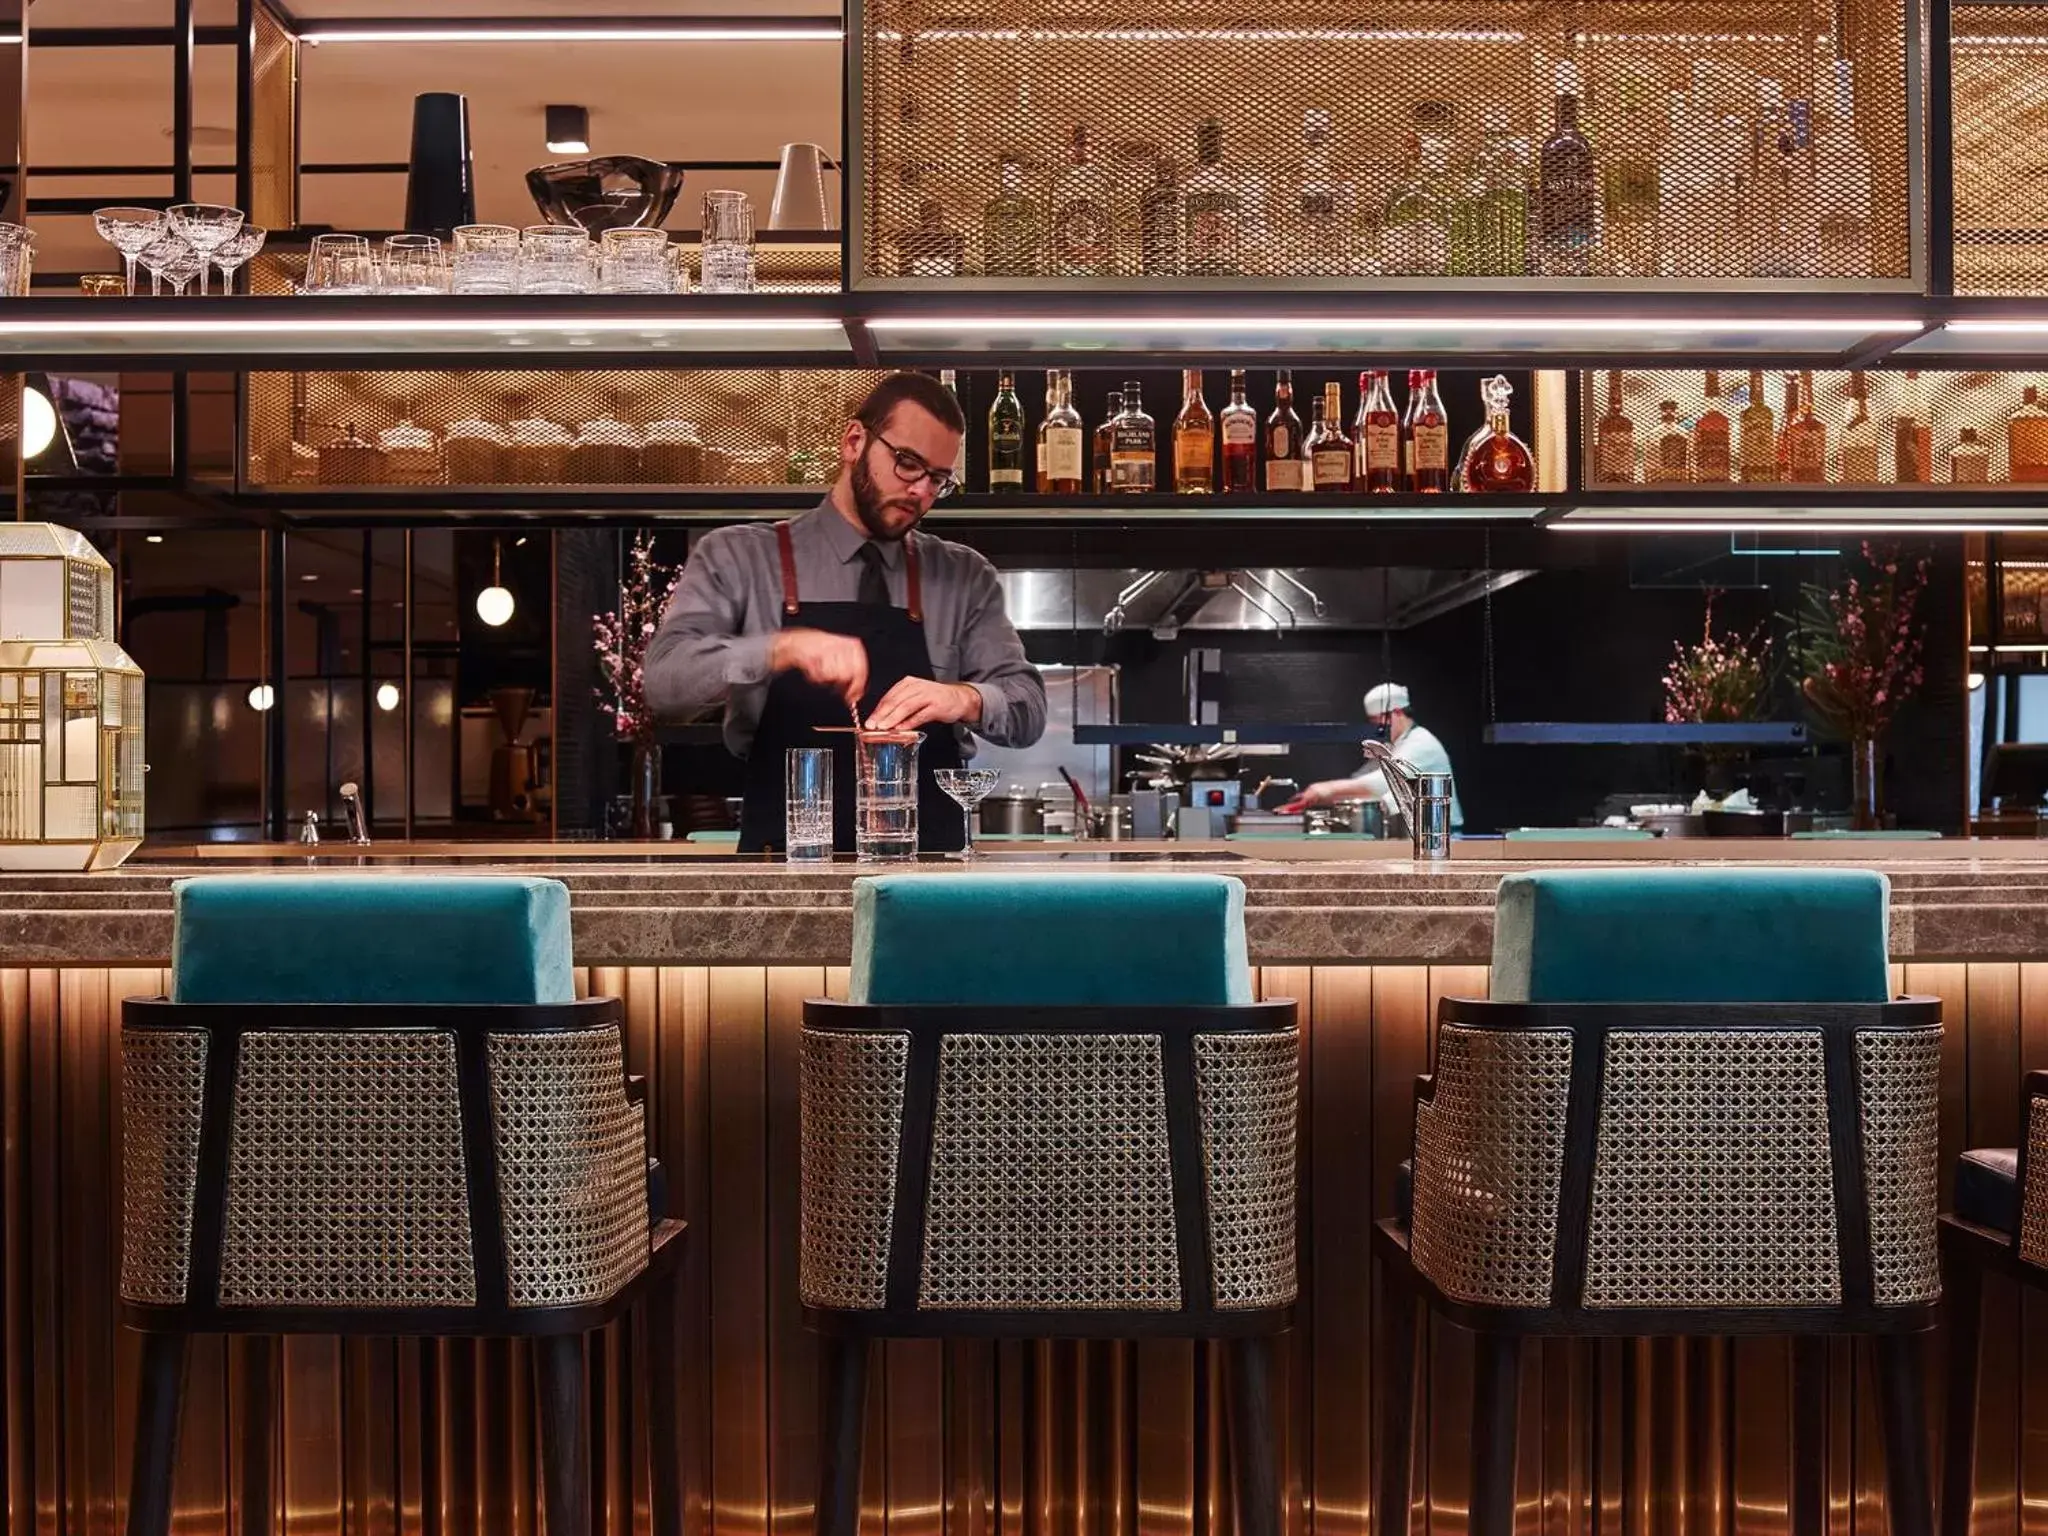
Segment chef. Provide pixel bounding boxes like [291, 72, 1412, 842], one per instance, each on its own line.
[644, 371, 1047, 853]
[1287, 682, 1465, 832]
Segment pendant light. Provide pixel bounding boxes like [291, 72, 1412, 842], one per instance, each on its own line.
[476, 538, 516, 627]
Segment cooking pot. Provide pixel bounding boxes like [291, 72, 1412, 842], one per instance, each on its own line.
[979, 791, 1044, 836]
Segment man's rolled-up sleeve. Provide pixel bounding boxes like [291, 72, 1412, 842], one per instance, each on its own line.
[954, 552, 1046, 748]
[643, 530, 773, 717]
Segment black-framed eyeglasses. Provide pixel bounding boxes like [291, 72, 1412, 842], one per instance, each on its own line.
[868, 430, 960, 499]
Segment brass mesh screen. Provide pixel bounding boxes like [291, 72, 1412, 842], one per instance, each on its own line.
[856, 0, 1910, 284]
[250, 2, 298, 233]
[244, 368, 889, 491]
[1953, 8, 2048, 295]
[1583, 369, 2048, 486]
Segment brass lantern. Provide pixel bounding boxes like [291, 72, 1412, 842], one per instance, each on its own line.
[0, 523, 144, 870]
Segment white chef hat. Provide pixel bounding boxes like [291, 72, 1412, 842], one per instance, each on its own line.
[1363, 682, 1411, 716]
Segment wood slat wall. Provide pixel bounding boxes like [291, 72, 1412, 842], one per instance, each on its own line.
[3, 961, 2043, 1536]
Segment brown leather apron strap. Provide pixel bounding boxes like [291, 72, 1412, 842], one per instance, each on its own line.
[775, 521, 800, 616]
[905, 536, 923, 623]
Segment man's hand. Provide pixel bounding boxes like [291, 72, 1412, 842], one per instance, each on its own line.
[1278, 780, 1353, 814]
[864, 677, 983, 732]
[771, 628, 869, 709]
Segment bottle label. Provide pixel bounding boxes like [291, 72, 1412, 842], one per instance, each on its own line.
[1044, 427, 1083, 482]
[1222, 415, 1257, 446]
[1269, 425, 1292, 457]
[1646, 441, 1690, 483]
[1694, 426, 1731, 482]
[1175, 427, 1212, 474]
[2013, 421, 2048, 483]
[1313, 448, 1352, 487]
[1111, 423, 1155, 489]
[1597, 431, 1634, 482]
[1265, 458, 1303, 492]
[1790, 431, 1826, 480]
[1411, 422, 1448, 470]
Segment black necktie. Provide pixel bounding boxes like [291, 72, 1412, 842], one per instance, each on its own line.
[856, 543, 891, 608]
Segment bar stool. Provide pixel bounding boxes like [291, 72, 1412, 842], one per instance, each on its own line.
[118, 875, 685, 1536]
[1377, 868, 1941, 1536]
[1938, 1072, 2047, 1536]
[801, 873, 1299, 1536]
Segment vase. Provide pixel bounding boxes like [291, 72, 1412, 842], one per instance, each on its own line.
[629, 740, 663, 839]
[1849, 735, 1882, 832]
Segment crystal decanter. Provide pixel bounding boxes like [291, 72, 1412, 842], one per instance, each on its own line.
[1459, 374, 1534, 493]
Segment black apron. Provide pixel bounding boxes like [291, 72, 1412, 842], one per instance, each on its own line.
[736, 521, 967, 855]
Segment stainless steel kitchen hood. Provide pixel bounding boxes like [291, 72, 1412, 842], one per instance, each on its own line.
[998, 566, 1535, 634]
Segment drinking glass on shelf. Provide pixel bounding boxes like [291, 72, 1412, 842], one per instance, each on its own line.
[933, 767, 1001, 859]
[381, 233, 451, 294]
[598, 227, 672, 293]
[304, 233, 374, 294]
[211, 225, 266, 294]
[0, 223, 32, 298]
[79, 274, 125, 297]
[786, 747, 833, 863]
[452, 223, 519, 294]
[698, 190, 757, 294]
[92, 206, 164, 295]
[519, 225, 595, 294]
[166, 203, 244, 295]
[138, 232, 201, 296]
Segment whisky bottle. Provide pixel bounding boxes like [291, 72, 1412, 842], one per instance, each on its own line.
[1894, 369, 1931, 484]
[1739, 369, 1778, 483]
[1038, 371, 1084, 494]
[2010, 384, 2048, 484]
[1174, 370, 1216, 493]
[1595, 371, 1636, 484]
[1450, 110, 1529, 277]
[1093, 389, 1121, 494]
[1355, 370, 1402, 493]
[940, 370, 968, 488]
[1264, 369, 1306, 492]
[1220, 370, 1257, 492]
[983, 156, 1043, 277]
[1599, 75, 1662, 279]
[1140, 159, 1185, 277]
[1404, 369, 1450, 493]
[1840, 371, 1880, 484]
[1645, 401, 1691, 483]
[1182, 118, 1242, 277]
[1461, 375, 1535, 494]
[900, 201, 965, 277]
[1952, 426, 1990, 484]
[1052, 125, 1114, 277]
[1536, 62, 1596, 278]
[1296, 109, 1345, 273]
[988, 371, 1025, 493]
[1308, 383, 1354, 492]
[1693, 371, 1732, 483]
[1110, 380, 1157, 493]
[1787, 371, 1827, 485]
[1383, 104, 1453, 276]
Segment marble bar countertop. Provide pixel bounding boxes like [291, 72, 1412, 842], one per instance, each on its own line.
[0, 843, 2044, 966]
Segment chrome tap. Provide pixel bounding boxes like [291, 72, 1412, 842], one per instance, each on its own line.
[299, 810, 321, 845]
[338, 781, 372, 845]
[1359, 740, 1454, 861]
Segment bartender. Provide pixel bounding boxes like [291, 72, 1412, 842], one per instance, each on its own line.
[644, 371, 1047, 853]
[1288, 682, 1464, 832]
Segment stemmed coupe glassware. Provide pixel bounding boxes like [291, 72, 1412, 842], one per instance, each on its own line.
[138, 233, 202, 296]
[211, 226, 267, 294]
[167, 203, 244, 295]
[933, 767, 1001, 860]
[92, 207, 165, 295]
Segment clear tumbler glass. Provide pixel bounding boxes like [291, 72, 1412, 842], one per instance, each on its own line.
[786, 747, 833, 863]
[855, 730, 920, 863]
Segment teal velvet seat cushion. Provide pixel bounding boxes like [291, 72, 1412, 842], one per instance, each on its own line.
[1490, 867, 1890, 1003]
[850, 874, 1253, 1006]
[171, 875, 575, 1005]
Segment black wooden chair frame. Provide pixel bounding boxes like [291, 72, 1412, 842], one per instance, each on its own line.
[1376, 996, 1942, 1536]
[120, 997, 685, 1536]
[801, 998, 1299, 1536]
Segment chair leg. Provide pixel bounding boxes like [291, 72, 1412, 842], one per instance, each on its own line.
[817, 1334, 870, 1536]
[1791, 1337, 1828, 1536]
[125, 1331, 189, 1536]
[646, 1274, 686, 1536]
[1376, 1265, 1420, 1536]
[536, 1333, 593, 1536]
[1876, 1333, 1936, 1536]
[1225, 1335, 1282, 1536]
[1940, 1257, 1986, 1536]
[239, 1336, 275, 1536]
[1470, 1332, 1522, 1536]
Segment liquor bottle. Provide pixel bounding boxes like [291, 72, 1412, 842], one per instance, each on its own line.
[1264, 369, 1306, 492]
[1140, 158, 1185, 277]
[1182, 118, 1242, 276]
[1052, 124, 1114, 277]
[1773, 373, 1799, 480]
[1646, 401, 1691, 483]
[1297, 108, 1345, 273]
[1894, 370, 1931, 484]
[1747, 80, 1800, 278]
[1461, 375, 1535, 494]
[1173, 369, 1216, 493]
[939, 370, 968, 488]
[1840, 371, 1881, 484]
[1110, 380, 1157, 493]
[988, 372, 1025, 493]
[1735, 370, 1776, 483]
[982, 156, 1043, 277]
[1952, 426, 1990, 484]
[1354, 369, 1402, 493]
[1382, 103, 1454, 276]
[1308, 383, 1354, 492]
[1815, 59, 1873, 277]
[899, 201, 966, 277]
[1403, 369, 1450, 494]
[1220, 370, 1257, 492]
[1038, 371, 1085, 494]
[2010, 385, 2048, 484]
[1784, 373, 1829, 485]
[1600, 74, 1662, 278]
[1595, 371, 1636, 484]
[1536, 62, 1596, 278]
[1451, 110, 1529, 277]
[1093, 389, 1122, 494]
[1693, 370, 1732, 483]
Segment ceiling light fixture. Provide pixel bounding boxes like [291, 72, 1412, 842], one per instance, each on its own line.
[299, 23, 843, 43]
[475, 538, 515, 628]
[145, 535, 164, 544]
[545, 104, 590, 156]
[376, 682, 402, 713]
[247, 683, 275, 712]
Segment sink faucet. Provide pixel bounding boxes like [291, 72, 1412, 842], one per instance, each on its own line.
[1359, 740, 1454, 861]
[338, 781, 372, 845]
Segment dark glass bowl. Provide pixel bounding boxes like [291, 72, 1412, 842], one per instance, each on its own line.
[525, 155, 684, 233]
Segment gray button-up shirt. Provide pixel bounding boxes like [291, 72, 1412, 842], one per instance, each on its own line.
[644, 500, 1048, 760]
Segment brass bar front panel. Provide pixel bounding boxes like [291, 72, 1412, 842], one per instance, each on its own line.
[0, 960, 2026, 1536]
